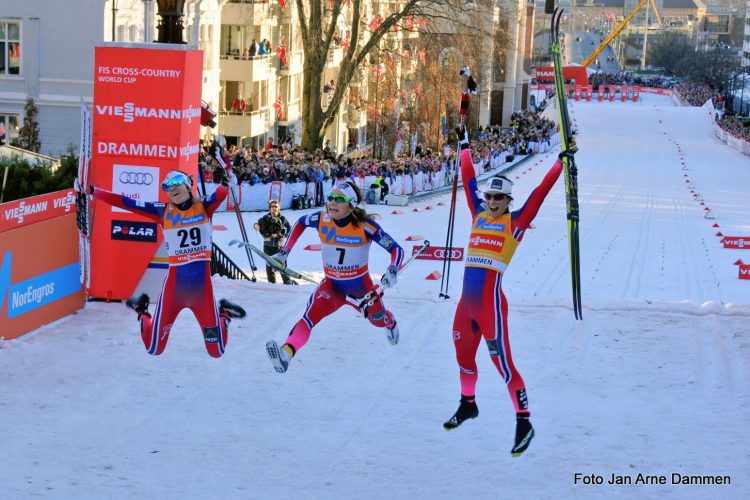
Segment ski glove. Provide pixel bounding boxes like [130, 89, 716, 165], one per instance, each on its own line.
[558, 150, 574, 161]
[272, 248, 290, 265]
[380, 265, 398, 289]
[455, 126, 470, 150]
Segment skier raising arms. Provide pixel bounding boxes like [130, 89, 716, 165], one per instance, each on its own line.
[91, 170, 246, 358]
[443, 126, 564, 457]
[266, 181, 404, 373]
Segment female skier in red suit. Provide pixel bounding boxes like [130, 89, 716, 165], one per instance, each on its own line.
[92, 170, 245, 358]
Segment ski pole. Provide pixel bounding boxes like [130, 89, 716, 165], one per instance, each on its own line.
[351, 240, 431, 311]
[440, 88, 470, 299]
[227, 176, 258, 280]
[439, 165, 458, 299]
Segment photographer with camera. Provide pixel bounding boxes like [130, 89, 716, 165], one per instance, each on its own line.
[254, 199, 294, 284]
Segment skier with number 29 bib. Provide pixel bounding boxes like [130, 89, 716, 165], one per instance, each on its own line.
[265, 181, 404, 373]
[444, 125, 565, 457]
[91, 169, 246, 358]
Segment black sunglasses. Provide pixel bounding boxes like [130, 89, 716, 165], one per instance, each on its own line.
[483, 192, 508, 202]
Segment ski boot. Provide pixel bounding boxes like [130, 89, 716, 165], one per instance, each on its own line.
[219, 298, 246, 319]
[443, 395, 479, 430]
[386, 323, 399, 345]
[125, 293, 150, 317]
[511, 413, 535, 457]
[266, 340, 292, 373]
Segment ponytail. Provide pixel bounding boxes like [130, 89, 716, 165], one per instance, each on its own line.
[345, 181, 378, 227]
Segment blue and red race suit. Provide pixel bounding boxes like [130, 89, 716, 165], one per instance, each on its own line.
[93, 185, 230, 358]
[452, 150, 563, 414]
[281, 211, 404, 353]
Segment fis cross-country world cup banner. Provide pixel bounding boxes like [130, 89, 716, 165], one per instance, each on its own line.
[88, 45, 203, 300]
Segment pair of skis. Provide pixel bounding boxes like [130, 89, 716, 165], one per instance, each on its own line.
[75, 98, 92, 291]
[550, 7, 583, 320]
[208, 148, 259, 282]
[229, 239, 317, 284]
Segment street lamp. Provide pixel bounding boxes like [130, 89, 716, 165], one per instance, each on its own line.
[156, 0, 186, 44]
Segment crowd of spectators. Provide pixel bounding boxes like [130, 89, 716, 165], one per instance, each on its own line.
[587, 71, 676, 89]
[674, 81, 717, 107]
[716, 113, 750, 142]
[197, 110, 556, 192]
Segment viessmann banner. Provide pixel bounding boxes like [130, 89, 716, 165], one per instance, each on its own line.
[89, 45, 202, 300]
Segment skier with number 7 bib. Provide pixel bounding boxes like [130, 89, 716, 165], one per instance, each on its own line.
[443, 126, 564, 457]
[90, 169, 246, 358]
[266, 181, 404, 373]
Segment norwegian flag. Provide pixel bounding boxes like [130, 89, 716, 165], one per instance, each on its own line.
[276, 38, 287, 66]
[278, 0, 286, 11]
[368, 14, 384, 32]
[417, 17, 428, 30]
[418, 48, 426, 65]
[8, 43, 20, 59]
[273, 96, 285, 120]
[341, 33, 350, 51]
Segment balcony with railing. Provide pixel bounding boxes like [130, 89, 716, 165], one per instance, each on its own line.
[219, 109, 270, 138]
[219, 55, 274, 82]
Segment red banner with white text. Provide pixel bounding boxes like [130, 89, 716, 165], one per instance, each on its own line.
[89, 45, 203, 300]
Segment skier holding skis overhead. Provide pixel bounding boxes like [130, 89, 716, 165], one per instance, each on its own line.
[443, 125, 565, 457]
[91, 169, 246, 358]
[266, 181, 404, 373]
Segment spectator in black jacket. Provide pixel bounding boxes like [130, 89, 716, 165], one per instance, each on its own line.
[254, 199, 294, 284]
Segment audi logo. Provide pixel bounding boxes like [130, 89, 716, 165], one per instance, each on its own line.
[119, 172, 154, 185]
[432, 249, 463, 259]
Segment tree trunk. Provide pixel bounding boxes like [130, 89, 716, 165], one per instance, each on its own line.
[301, 57, 325, 151]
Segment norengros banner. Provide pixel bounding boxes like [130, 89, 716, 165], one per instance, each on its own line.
[1, 190, 85, 340]
[89, 44, 202, 300]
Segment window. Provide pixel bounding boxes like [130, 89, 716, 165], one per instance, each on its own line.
[0, 113, 20, 144]
[0, 21, 20, 75]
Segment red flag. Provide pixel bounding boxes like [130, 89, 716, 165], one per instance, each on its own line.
[368, 14, 384, 32]
[418, 48, 426, 65]
[9, 43, 20, 59]
[273, 96, 285, 120]
[276, 38, 287, 66]
[405, 16, 414, 31]
[341, 33, 350, 51]
[278, 0, 286, 11]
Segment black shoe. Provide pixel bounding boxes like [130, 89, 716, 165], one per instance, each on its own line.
[219, 299, 246, 319]
[511, 414, 534, 457]
[443, 396, 479, 430]
[125, 293, 149, 315]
